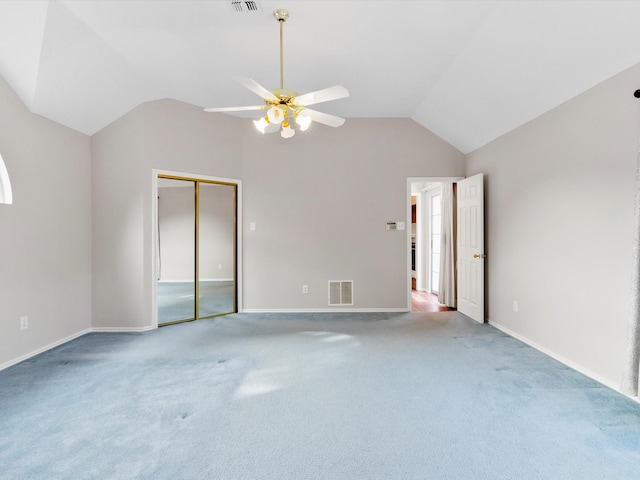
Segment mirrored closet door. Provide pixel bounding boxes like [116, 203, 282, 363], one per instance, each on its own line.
[157, 176, 237, 326]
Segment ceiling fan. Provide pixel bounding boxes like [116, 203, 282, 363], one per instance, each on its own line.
[204, 8, 349, 138]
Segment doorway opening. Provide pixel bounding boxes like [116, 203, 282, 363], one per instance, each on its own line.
[153, 172, 241, 327]
[408, 177, 462, 313]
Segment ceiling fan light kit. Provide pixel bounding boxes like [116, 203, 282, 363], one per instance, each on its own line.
[205, 8, 349, 139]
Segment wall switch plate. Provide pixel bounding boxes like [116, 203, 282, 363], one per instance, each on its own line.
[302, 285, 309, 294]
[513, 301, 518, 313]
[20, 316, 28, 330]
[250, 222, 256, 231]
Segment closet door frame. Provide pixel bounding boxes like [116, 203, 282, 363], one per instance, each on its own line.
[152, 169, 242, 328]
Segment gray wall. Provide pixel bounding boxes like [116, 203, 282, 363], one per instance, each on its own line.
[466, 63, 640, 388]
[241, 118, 465, 310]
[91, 99, 244, 329]
[0, 76, 92, 368]
[92, 103, 464, 326]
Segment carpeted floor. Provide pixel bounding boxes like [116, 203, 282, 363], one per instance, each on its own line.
[157, 280, 235, 324]
[1, 311, 640, 479]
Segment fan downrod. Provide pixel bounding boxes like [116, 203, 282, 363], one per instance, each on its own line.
[273, 9, 289, 90]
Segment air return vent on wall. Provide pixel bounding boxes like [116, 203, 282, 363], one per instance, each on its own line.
[229, 1, 261, 13]
[328, 281, 353, 306]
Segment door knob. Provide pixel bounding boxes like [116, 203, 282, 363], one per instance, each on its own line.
[473, 253, 487, 259]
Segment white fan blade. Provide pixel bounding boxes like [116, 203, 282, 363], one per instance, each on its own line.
[234, 76, 278, 101]
[304, 108, 345, 128]
[204, 105, 265, 113]
[295, 86, 349, 107]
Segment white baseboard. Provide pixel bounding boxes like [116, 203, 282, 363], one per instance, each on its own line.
[91, 326, 156, 333]
[242, 308, 409, 313]
[488, 319, 640, 403]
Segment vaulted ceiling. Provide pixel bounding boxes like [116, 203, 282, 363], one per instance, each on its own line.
[1, 0, 640, 153]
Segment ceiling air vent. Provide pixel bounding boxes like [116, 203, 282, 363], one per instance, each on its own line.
[229, 1, 261, 13]
[329, 281, 353, 306]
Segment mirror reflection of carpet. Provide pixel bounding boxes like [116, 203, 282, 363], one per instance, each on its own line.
[157, 281, 234, 323]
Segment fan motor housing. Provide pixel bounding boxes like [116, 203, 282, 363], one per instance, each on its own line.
[269, 88, 298, 107]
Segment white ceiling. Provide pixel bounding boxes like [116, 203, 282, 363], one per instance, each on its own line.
[1, 0, 640, 153]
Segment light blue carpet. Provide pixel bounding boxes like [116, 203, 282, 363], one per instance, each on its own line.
[1, 312, 640, 479]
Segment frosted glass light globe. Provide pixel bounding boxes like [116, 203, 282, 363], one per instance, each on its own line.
[280, 122, 295, 138]
[267, 106, 284, 124]
[253, 116, 270, 134]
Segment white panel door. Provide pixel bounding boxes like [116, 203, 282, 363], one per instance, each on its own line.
[457, 173, 485, 323]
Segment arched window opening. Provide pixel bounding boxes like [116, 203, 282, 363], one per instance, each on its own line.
[0, 153, 12, 205]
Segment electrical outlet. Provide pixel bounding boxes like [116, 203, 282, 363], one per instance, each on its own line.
[302, 285, 309, 294]
[20, 316, 28, 330]
[218, 264, 223, 270]
[513, 301, 518, 313]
